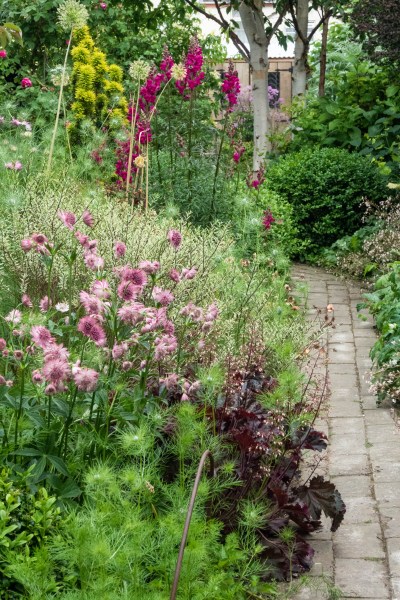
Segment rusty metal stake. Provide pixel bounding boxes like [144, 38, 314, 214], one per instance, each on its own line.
[169, 449, 214, 600]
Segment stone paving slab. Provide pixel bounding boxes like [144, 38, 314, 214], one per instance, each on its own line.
[292, 264, 398, 599]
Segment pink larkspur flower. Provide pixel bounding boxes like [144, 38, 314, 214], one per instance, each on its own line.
[58, 210, 77, 230]
[82, 209, 94, 228]
[77, 316, 106, 346]
[21, 78, 32, 89]
[152, 286, 174, 306]
[114, 241, 126, 258]
[31, 325, 54, 348]
[73, 367, 99, 392]
[167, 229, 182, 249]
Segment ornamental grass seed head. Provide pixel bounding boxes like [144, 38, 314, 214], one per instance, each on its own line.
[57, 0, 89, 32]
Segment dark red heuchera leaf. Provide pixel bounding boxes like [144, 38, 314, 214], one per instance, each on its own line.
[296, 476, 346, 532]
[261, 535, 315, 581]
[290, 426, 328, 452]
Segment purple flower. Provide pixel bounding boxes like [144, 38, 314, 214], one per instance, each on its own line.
[262, 210, 275, 230]
[175, 36, 205, 99]
[221, 61, 240, 110]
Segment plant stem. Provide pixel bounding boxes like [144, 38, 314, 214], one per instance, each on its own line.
[126, 84, 141, 203]
[211, 113, 228, 216]
[187, 92, 194, 201]
[47, 29, 73, 174]
[14, 365, 25, 450]
[145, 143, 149, 212]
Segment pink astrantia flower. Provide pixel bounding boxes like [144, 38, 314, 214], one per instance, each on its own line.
[114, 241, 126, 259]
[77, 316, 106, 346]
[43, 343, 69, 362]
[117, 280, 140, 301]
[79, 291, 105, 315]
[82, 209, 94, 228]
[58, 210, 76, 230]
[111, 342, 128, 360]
[22, 294, 33, 308]
[117, 301, 146, 325]
[21, 78, 32, 89]
[14, 350, 23, 360]
[21, 238, 33, 252]
[167, 229, 182, 249]
[0, 50, 7, 59]
[152, 286, 174, 306]
[0, 339, 6, 351]
[75, 231, 90, 248]
[180, 302, 203, 322]
[5, 309, 22, 324]
[73, 367, 99, 392]
[32, 370, 44, 384]
[154, 334, 177, 361]
[31, 325, 54, 348]
[84, 253, 104, 271]
[162, 373, 179, 390]
[32, 233, 48, 246]
[42, 358, 70, 385]
[119, 267, 147, 287]
[169, 268, 181, 283]
[91, 280, 111, 299]
[138, 260, 160, 274]
[39, 296, 51, 313]
[181, 267, 197, 280]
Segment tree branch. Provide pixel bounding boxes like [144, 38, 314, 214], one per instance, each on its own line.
[183, 0, 250, 60]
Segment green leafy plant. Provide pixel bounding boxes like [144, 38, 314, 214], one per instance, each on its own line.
[266, 147, 389, 259]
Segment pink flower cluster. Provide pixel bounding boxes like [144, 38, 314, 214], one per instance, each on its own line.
[21, 232, 50, 255]
[221, 61, 240, 110]
[21, 78, 32, 89]
[11, 118, 31, 131]
[262, 210, 275, 230]
[176, 36, 205, 99]
[4, 161, 22, 171]
[232, 145, 245, 164]
[0, 50, 7, 59]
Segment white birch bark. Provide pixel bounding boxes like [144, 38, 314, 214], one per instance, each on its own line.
[292, 0, 309, 97]
[239, 1, 270, 173]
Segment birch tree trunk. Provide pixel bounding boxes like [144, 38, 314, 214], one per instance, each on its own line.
[318, 14, 330, 97]
[239, 1, 270, 173]
[292, 0, 309, 97]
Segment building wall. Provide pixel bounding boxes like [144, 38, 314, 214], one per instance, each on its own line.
[215, 58, 294, 106]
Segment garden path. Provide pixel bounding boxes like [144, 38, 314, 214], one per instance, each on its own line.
[291, 264, 400, 600]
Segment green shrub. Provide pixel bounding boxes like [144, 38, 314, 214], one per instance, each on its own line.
[266, 147, 388, 259]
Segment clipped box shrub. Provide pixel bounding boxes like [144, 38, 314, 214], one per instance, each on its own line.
[266, 147, 388, 258]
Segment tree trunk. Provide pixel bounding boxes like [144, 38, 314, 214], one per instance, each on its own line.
[318, 14, 330, 97]
[239, 1, 270, 173]
[292, 0, 309, 97]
